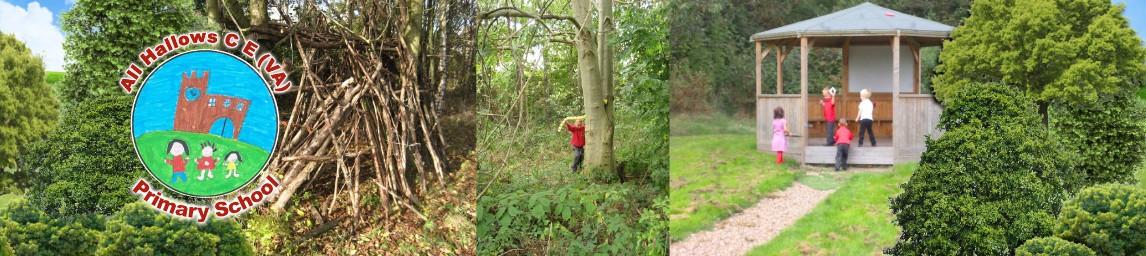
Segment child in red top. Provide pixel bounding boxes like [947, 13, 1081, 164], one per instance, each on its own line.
[165, 140, 189, 183]
[559, 115, 586, 173]
[196, 142, 219, 180]
[834, 118, 854, 172]
[821, 87, 837, 146]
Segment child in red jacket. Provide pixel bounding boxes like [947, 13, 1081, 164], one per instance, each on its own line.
[834, 118, 854, 171]
[559, 116, 586, 173]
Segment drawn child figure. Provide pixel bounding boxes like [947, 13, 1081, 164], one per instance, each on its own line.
[772, 107, 789, 164]
[558, 115, 587, 173]
[196, 142, 219, 180]
[855, 89, 876, 147]
[223, 151, 242, 178]
[821, 87, 837, 146]
[165, 140, 190, 183]
[834, 118, 854, 172]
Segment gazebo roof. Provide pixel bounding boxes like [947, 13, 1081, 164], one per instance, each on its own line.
[750, 2, 953, 47]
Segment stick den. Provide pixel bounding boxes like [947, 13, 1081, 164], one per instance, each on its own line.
[130, 175, 281, 223]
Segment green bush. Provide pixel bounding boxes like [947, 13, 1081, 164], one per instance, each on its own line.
[20, 96, 142, 217]
[1052, 95, 1146, 185]
[887, 83, 1082, 255]
[1015, 237, 1095, 256]
[0, 33, 59, 169]
[937, 82, 1039, 130]
[1055, 184, 1145, 255]
[0, 200, 252, 255]
[98, 203, 253, 256]
[0, 201, 100, 255]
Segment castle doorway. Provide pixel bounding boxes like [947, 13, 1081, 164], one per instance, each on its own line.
[210, 117, 235, 138]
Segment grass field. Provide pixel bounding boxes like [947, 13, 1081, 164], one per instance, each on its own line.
[136, 131, 269, 197]
[669, 114, 798, 241]
[45, 71, 64, 86]
[747, 164, 914, 255]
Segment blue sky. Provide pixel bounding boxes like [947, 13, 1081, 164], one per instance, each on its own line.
[132, 51, 279, 152]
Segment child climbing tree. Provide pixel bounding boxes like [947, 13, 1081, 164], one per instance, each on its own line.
[480, 0, 618, 179]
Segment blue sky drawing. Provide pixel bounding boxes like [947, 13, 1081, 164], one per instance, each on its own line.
[132, 50, 278, 152]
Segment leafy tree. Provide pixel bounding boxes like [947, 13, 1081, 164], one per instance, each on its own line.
[1054, 184, 1145, 255]
[20, 96, 141, 216]
[932, 0, 1145, 121]
[1015, 237, 1096, 256]
[888, 83, 1081, 255]
[0, 33, 58, 169]
[59, 0, 196, 105]
[1051, 95, 1146, 186]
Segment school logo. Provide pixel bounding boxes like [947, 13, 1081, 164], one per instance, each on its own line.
[120, 31, 291, 222]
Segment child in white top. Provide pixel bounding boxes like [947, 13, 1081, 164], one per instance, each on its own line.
[855, 89, 876, 147]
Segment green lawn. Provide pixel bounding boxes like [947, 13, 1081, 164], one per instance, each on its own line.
[669, 134, 797, 241]
[136, 131, 269, 197]
[748, 164, 915, 255]
[44, 71, 64, 86]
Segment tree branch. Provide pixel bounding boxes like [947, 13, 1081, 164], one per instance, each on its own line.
[478, 6, 580, 29]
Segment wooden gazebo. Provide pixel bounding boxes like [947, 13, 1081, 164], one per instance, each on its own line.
[750, 2, 952, 165]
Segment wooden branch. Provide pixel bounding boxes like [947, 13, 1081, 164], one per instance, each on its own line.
[478, 6, 580, 29]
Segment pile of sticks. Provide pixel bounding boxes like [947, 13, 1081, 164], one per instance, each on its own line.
[238, 0, 456, 219]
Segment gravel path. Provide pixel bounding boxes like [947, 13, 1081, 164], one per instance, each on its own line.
[670, 183, 834, 256]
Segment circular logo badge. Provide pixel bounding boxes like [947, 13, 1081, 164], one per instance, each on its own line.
[131, 50, 279, 198]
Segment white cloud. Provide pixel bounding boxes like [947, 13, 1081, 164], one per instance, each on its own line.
[0, 1, 65, 71]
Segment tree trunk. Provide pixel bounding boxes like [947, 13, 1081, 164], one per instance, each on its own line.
[571, 0, 615, 178]
[249, 0, 267, 27]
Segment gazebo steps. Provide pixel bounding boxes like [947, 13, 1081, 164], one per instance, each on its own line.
[804, 145, 894, 165]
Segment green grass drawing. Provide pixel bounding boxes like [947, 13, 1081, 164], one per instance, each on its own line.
[136, 131, 269, 197]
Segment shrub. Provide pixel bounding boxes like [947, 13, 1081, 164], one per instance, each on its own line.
[20, 96, 143, 217]
[887, 83, 1082, 255]
[0, 201, 101, 255]
[1052, 95, 1146, 185]
[98, 203, 253, 256]
[1015, 237, 1095, 256]
[937, 82, 1038, 130]
[0, 200, 252, 255]
[0, 33, 58, 169]
[1055, 184, 1145, 255]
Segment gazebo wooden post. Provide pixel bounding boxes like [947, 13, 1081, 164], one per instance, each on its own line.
[755, 41, 772, 96]
[906, 38, 921, 93]
[799, 36, 810, 164]
[892, 33, 901, 159]
[842, 38, 851, 120]
[775, 45, 787, 94]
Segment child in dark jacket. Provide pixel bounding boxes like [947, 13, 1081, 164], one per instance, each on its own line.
[834, 118, 854, 171]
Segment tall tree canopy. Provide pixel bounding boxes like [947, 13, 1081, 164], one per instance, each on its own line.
[59, 0, 197, 105]
[932, 0, 1145, 114]
[0, 33, 58, 169]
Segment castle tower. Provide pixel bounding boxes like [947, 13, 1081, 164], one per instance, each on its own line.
[173, 71, 210, 133]
[171, 71, 251, 140]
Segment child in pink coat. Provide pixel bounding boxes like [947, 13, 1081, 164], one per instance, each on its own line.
[772, 107, 789, 163]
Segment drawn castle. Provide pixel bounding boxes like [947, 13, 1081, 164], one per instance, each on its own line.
[174, 71, 250, 139]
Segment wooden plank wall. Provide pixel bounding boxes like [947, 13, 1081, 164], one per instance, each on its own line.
[757, 95, 805, 161]
[893, 94, 943, 163]
[806, 93, 894, 138]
